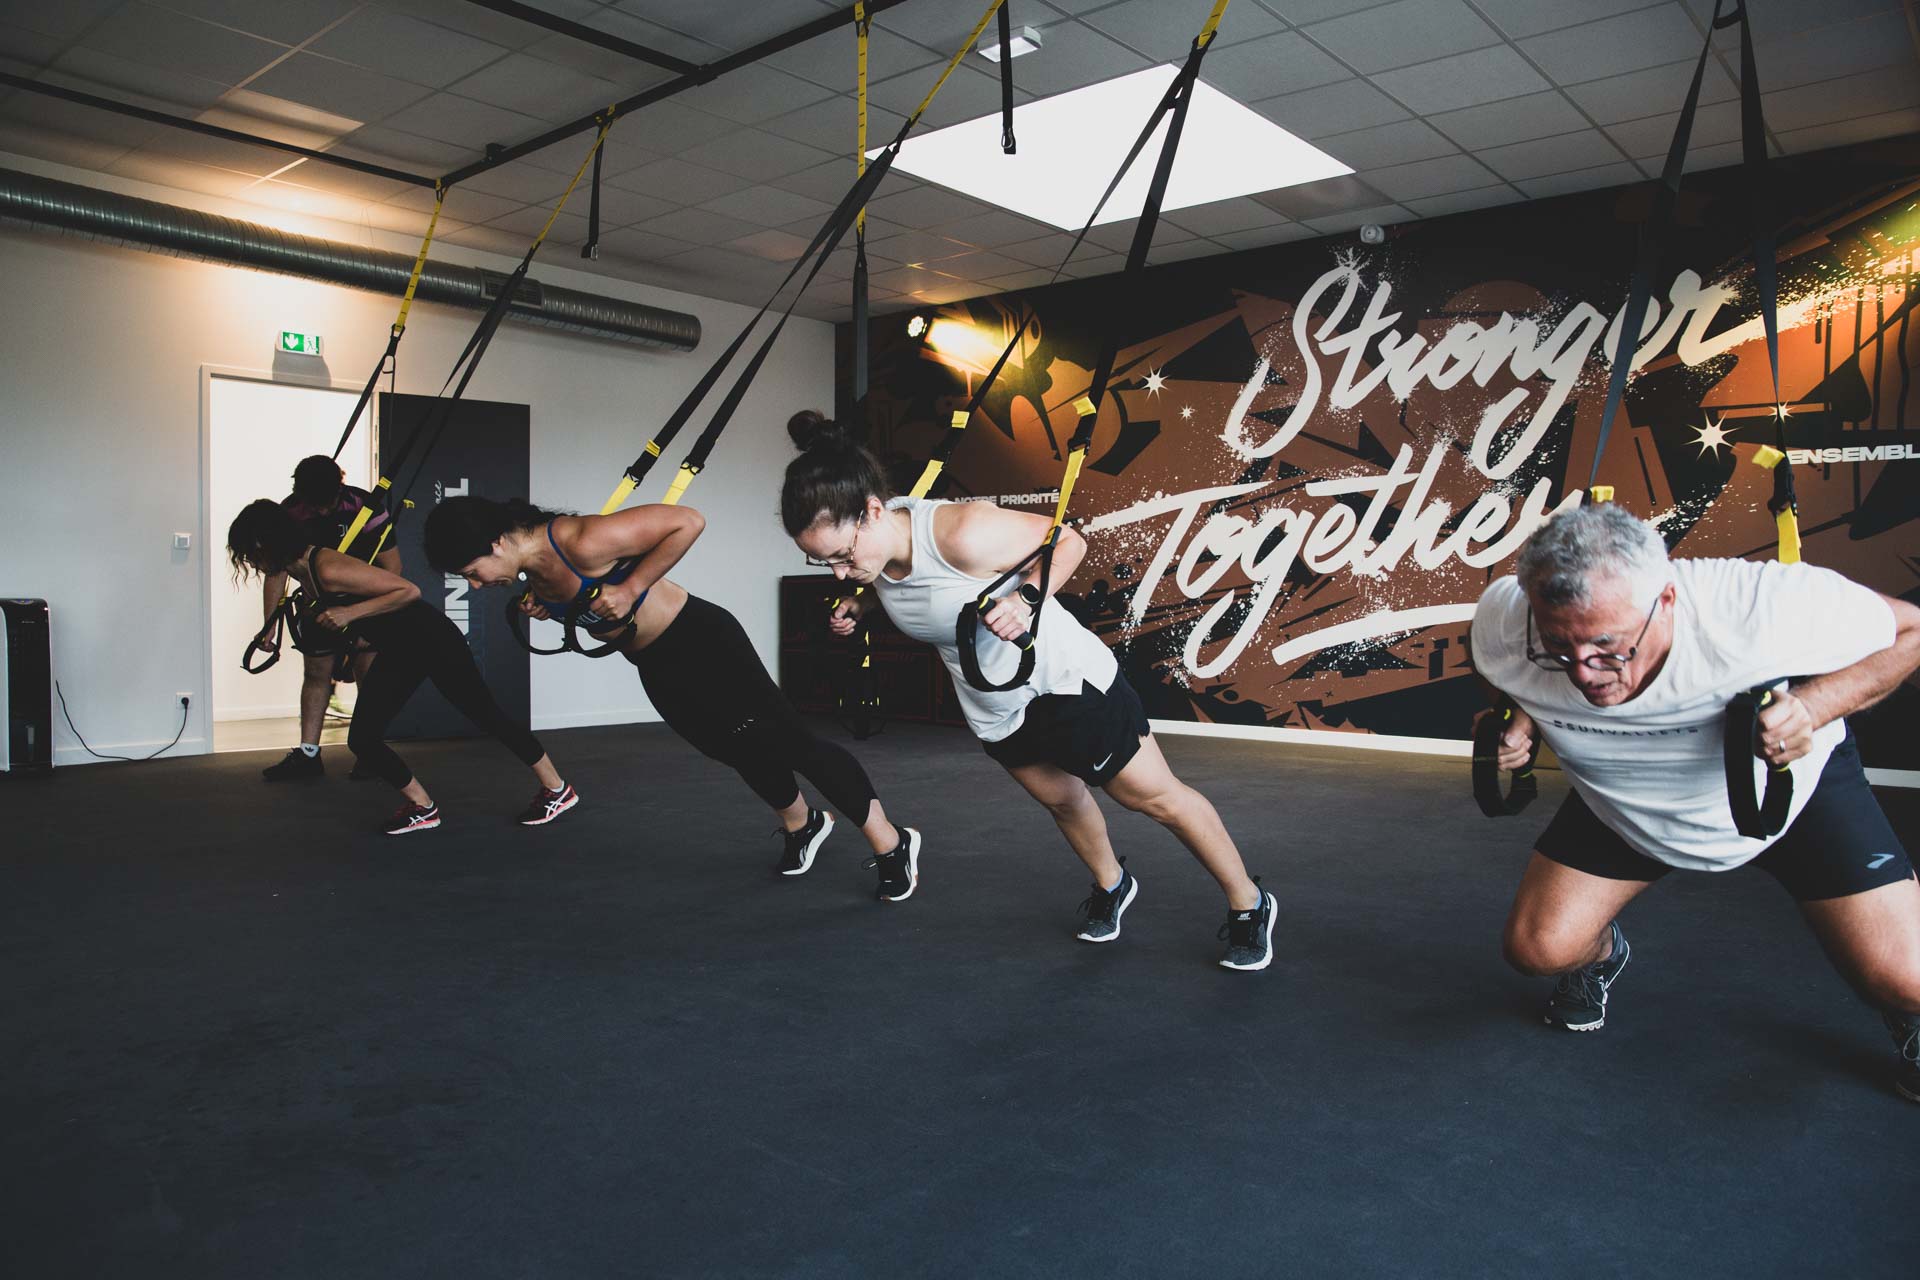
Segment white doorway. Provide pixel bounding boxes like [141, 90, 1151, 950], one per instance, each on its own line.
[207, 376, 372, 751]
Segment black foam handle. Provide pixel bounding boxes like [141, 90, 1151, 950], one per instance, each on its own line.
[1472, 700, 1540, 818]
[241, 633, 282, 674]
[1725, 684, 1794, 838]
[955, 596, 1037, 693]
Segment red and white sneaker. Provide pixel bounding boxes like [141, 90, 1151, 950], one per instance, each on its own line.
[516, 783, 579, 826]
[384, 803, 441, 835]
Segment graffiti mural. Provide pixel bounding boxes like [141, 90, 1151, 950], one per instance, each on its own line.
[840, 136, 1920, 767]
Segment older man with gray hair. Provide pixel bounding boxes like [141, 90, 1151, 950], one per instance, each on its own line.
[1470, 501, 1920, 1102]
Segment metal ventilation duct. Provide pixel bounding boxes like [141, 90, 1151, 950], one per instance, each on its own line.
[0, 166, 701, 351]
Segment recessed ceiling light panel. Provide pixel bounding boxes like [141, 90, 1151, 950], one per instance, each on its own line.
[878, 65, 1352, 231]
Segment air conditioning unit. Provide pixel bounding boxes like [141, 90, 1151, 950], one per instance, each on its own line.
[1, 598, 53, 775]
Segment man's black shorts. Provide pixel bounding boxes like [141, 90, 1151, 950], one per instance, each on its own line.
[982, 674, 1151, 787]
[1536, 728, 1914, 901]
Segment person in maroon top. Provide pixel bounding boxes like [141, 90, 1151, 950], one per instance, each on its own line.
[255, 456, 402, 781]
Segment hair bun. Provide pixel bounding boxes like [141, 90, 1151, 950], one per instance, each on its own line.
[787, 409, 850, 454]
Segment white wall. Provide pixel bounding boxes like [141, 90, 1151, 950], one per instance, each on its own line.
[0, 153, 826, 764]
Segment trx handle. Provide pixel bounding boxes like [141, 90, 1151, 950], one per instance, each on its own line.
[1725, 683, 1794, 839]
[956, 550, 1047, 694]
[1471, 698, 1540, 818]
[504, 560, 644, 660]
[242, 600, 290, 673]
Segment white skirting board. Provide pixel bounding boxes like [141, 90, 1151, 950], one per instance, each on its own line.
[1149, 719, 1920, 788]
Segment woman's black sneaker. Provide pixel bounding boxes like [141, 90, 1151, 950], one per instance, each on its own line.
[1546, 920, 1630, 1031]
[262, 749, 322, 781]
[1886, 1012, 1920, 1103]
[1076, 860, 1138, 943]
[867, 828, 921, 901]
[776, 808, 834, 876]
[1218, 886, 1277, 970]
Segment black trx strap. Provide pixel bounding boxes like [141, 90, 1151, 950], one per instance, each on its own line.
[582, 133, 604, 261]
[242, 604, 289, 673]
[1725, 683, 1794, 838]
[997, 3, 1016, 155]
[1471, 697, 1541, 818]
[955, 7, 1224, 693]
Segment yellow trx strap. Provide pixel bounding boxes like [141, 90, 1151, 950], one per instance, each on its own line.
[340, 115, 618, 552]
[855, 1, 869, 238]
[392, 184, 446, 338]
[1751, 445, 1802, 563]
[905, 1, 1006, 130]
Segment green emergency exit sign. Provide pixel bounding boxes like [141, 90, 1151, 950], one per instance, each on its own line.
[278, 330, 322, 356]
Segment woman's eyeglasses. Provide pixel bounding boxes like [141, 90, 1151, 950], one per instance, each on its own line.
[804, 518, 863, 569]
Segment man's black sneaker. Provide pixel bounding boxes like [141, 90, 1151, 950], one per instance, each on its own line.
[868, 828, 921, 901]
[383, 803, 441, 835]
[776, 808, 835, 876]
[1546, 919, 1630, 1031]
[1076, 859, 1138, 943]
[1885, 1012, 1920, 1104]
[1218, 885, 1277, 971]
[516, 783, 579, 826]
[262, 749, 323, 781]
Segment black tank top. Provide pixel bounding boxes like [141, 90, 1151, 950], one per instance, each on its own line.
[305, 547, 435, 650]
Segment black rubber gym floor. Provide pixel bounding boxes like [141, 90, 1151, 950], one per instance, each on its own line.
[4, 721, 1917, 1277]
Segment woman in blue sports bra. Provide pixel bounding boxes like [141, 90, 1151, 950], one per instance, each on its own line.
[424, 496, 921, 893]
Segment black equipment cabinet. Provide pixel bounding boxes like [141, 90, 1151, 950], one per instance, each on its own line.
[1, 598, 53, 775]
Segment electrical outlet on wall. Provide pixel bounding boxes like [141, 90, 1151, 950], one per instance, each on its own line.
[176, 692, 192, 710]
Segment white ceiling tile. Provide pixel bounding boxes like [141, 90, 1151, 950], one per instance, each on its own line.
[1512, 159, 1644, 198]
[447, 53, 625, 126]
[246, 53, 433, 123]
[1082, 0, 1286, 61]
[127, 128, 289, 175]
[103, 150, 265, 195]
[1151, 237, 1230, 263]
[766, 158, 862, 203]
[998, 231, 1080, 266]
[0, 0, 123, 43]
[485, 205, 590, 246]
[1161, 195, 1286, 236]
[633, 205, 767, 245]
[980, 267, 1062, 293]
[153, 0, 360, 46]
[310, 8, 509, 90]
[1519, 4, 1705, 86]
[1212, 222, 1318, 251]
[929, 207, 1053, 247]
[1251, 78, 1410, 139]
[440, 224, 537, 255]
[594, 225, 699, 262]
[727, 228, 815, 262]
[1253, 173, 1390, 217]
[924, 247, 1030, 279]
[695, 126, 834, 181]
[1477, 128, 1627, 180]
[1763, 63, 1920, 134]
[586, 184, 678, 227]
[1427, 90, 1589, 149]
[459, 159, 569, 204]
[1055, 250, 1123, 279]
[573, 6, 724, 67]
[0, 118, 143, 171]
[675, 63, 834, 126]
[46, 46, 232, 112]
[1301, 202, 1413, 233]
[78, 3, 287, 88]
[1316, 118, 1457, 168]
[381, 92, 546, 148]
[1680, 0, 1905, 44]
[863, 184, 993, 228]
[868, 62, 1029, 131]
[263, 157, 410, 204]
[1363, 152, 1502, 199]
[1560, 57, 1736, 124]
[1304, 0, 1501, 74]
[1751, 11, 1915, 93]
[1776, 106, 1920, 155]
[516, 31, 676, 86]
[387, 182, 524, 223]
[762, 26, 941, 92]
[607, 0, 834, 52]
[1370, 44, 1549, 113]
[1261, 0, 1397, 22]
[1006, 23, 1151, 98]
[861, 227, 976, 263]
[332, 124, 470, 171]
[1403, 185, 1525, 217]
[699, 183, 836, 226]
[761, 95, 906, 153]
[1198, 32, 1349, 101]
[550, 128, 660, 180]
[1083, 216, 1199, 252]
[1604, 99, 1740, 159]
[0, 23, 59, 69]
[617, 97, 737, 153]
[1474, 0, 1668, 40]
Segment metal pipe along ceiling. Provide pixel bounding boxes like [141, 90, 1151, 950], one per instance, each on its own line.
[0, 166, 702, 351]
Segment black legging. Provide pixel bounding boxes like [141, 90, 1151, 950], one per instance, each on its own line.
[629, 594, 878, 824]
[347, 601, 545, 789]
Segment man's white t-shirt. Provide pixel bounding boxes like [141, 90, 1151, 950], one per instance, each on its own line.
[1470, 558, 1895, 871]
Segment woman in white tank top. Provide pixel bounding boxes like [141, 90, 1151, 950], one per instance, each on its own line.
[781, 411, 1277, 972]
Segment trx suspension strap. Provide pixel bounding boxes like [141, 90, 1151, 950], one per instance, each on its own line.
[996, 3, 1016, 155]
[956, 0, 1229, 693]
[843, 4, 881, 735]
[245, 194, 452, 674]
[590, 0, 1008, 520]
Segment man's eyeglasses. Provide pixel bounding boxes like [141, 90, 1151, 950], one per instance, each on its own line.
[1526, 595, 1662, 672]
[804, 517, 863, 569]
